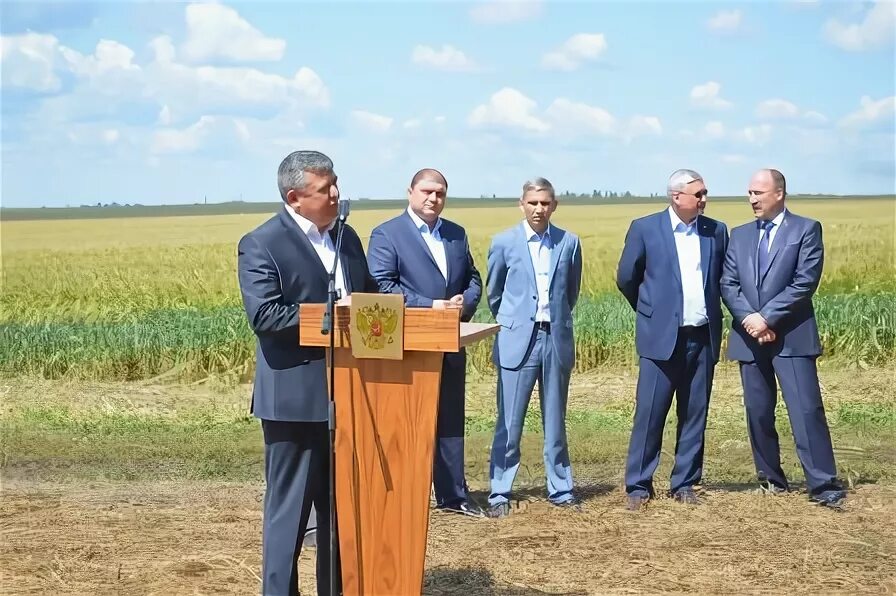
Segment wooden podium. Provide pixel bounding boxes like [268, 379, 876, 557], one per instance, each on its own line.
[299, 300, 498, 596]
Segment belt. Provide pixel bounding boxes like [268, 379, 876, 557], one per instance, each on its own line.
[680, 323, 708, 334]
[534, 321, 551, 332]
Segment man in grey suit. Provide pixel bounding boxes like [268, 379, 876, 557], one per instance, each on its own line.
[616, 169, 728, 510]
[486, 177, 583, 518]
[721, 168, 845, 507]
[237, 150, 378, 595]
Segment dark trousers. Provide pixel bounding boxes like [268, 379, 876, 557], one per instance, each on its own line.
[261, 420, 340, 596]
[432, 350, 468, 506]
[625, 325, 714, 497]
[740, 355, 841, 495]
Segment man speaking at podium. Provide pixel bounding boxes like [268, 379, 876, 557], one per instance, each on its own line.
[237, 150, 378, 595]
[367, 168, 484, 517]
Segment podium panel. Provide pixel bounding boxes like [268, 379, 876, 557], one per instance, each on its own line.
[300, 301, 498, 596]
[331, 349, 443, 595]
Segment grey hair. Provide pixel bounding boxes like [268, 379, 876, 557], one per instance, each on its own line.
[522, 177, 556, 200]
[666, 169, 703, 197]
[277, 151, 334, 202]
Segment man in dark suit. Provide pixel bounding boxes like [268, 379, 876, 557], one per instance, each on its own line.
[616, 169, 729, 510]
[366, 168, 483, 516]
[237, 150, 378, 595]
[721, 168, 845, 507]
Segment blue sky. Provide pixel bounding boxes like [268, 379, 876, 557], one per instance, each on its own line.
[1, 0, 894, 207]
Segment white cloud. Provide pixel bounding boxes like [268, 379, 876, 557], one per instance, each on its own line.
[755, 98, 830, 126]
[627, 115, 663, 138]
[690, 81, 733, 110]
[149, 35, 176, 63]
[469, 0, 543, 24]
[411, 45, 478, 72]
[60, 39, 141, 83]
[707, 9, 744, 33]
[755, 98, 800, 120]
[181, 2, 286, 63]
[546, 98, 616, 135]
[145, 61, 330, 115]
[103, 129, 120, 144]
[541, 33, 607, 71]
[737, 124, 774, 146]
[721, 154, 747, 164]
[350, 110, 393, 133]
[840, 95, 896, 130]
[158, 105, 172, 126]
[704, 121, 726, 138]
[468, 87, 549, 133]
[803, 110, 829, 125]
[0, 32, 62, 91]
[403, 118, 422, 129]
[824, 0, 896, 51]
[151, 115, 250, 154]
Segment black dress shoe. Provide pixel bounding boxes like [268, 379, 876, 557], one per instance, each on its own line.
[810, 490, 846, 509]
[437, 500, 486, 518]
[487, 502, 511, 518]
[672, 488, 699, 505]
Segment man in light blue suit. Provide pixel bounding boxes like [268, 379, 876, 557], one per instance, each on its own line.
[486, 177, 583, 518]
[616, 169, 728, 510]
[367, 168, 484, 517]
[721, 168, 845, 507]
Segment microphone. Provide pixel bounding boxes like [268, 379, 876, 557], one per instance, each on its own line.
[337, 196, 351, 222]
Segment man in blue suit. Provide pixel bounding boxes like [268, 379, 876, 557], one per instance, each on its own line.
[485, 177, 583, 518]
[238, 150, 379, 595]
[367, 168, 484, 516]
[616, 169, 728, 510]
[721, 168, 845, 507]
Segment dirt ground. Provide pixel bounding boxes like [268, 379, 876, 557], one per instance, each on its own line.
[2, 479, 894, 595]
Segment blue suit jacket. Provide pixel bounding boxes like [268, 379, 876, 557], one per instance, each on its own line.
[487, 223, 582, 371]
[721, 210, 824, 361]
[237, 208, 378, 422]
[616, 210, 729, 362]
[366, 212, 482, 323]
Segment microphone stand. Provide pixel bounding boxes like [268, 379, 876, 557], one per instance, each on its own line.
[321, 214, 347, 596]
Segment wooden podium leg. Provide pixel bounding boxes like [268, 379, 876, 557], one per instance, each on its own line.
[331, 349, 443, 596]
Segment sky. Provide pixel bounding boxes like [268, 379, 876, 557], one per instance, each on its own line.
[1, 0, 894, 207]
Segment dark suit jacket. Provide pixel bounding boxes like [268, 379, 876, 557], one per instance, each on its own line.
[366, 211, 482, 322]
[616, 210, 729, 362]
[237, 207, 378, 421]
[721, 210, 823, 361]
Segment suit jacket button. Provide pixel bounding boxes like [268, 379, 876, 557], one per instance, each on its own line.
[532, 295, 537, 300]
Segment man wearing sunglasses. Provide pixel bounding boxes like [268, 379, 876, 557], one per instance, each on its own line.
[720, 168, 845, 508]
[616, 169, 729, 511]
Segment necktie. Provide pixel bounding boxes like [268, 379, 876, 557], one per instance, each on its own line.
[758, 220, 775, 274]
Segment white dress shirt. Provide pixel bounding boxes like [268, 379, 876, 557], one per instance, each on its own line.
[284, 205, 348, 298]
[407, 207, 448, 284]
[523, 220, 553, 323]
[668, 207, 707, 327]
[757, 208, 787, 251]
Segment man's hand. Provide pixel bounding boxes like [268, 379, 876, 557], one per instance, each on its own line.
[742, 313, 769, 338]
[433, 295, 464, 309]
[756, 329, 777, 344]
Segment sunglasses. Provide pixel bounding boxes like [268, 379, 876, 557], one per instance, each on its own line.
[679, 189, 708, 199]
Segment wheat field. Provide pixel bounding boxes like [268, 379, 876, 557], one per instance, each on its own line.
[2, 198, 894, 381]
